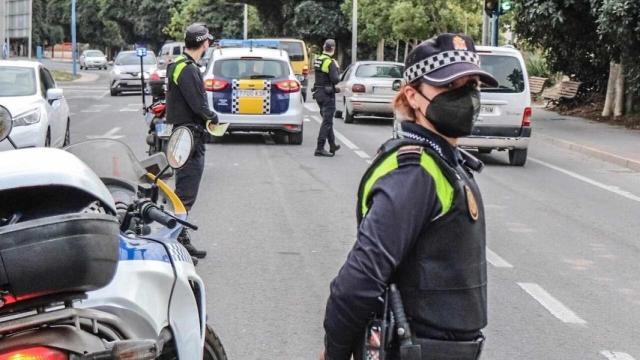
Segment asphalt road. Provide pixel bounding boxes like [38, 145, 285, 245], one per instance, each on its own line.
[59, 69, 640, 360]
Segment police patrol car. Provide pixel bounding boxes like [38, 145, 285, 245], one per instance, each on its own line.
[203, 40, 304, 144]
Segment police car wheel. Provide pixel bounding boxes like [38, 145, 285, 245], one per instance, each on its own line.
[289, 129, 303, 145]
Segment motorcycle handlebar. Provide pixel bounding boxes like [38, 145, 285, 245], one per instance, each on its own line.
[141, 203, 177, 229]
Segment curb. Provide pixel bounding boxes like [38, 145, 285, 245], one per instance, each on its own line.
[73, 72, 100, 83]
[538, 135, 640, 172]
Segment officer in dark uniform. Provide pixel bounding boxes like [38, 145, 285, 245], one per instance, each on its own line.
[313, 39, 341, 157]
[166, 23, 218, 259]
[320, 33, 499, 360]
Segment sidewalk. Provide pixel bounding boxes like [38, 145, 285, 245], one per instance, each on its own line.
[532, 106, 640, 171]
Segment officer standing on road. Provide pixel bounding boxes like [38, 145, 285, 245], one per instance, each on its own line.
[313, 39, 341, 157]
[166, 23, 218, 260]
[320, 33, 499, 360]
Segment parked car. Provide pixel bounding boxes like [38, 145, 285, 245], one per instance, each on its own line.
[458, 45, 532, 166]
[158, 42, 185, 70]
[203, 47, 304, 144]
[0, 60, 71, 150]
[334, 61, 404, 123]
[109, 50, 157, 96]
[79, 50, 108, 70]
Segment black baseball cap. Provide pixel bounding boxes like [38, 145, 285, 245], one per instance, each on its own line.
[185, 23, 214, 46]
[324, 39, 336, 51]
[404, 33, 498, 87]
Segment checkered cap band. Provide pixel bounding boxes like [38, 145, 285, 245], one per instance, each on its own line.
[404, 50, 480, 83]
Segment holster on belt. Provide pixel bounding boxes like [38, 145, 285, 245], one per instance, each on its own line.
[411, 336, 484, 360]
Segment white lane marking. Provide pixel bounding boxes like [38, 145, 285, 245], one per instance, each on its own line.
[486, 248, 513, 268]
[87, 127, 123, 139]
[517, 282, 587, 324]
[530, 157, 640, 202]
[355, 150, 371, 159]
[311, 115, 359, 150]
[81, 109, 101, 113]
[601, 351, 636, 360]
[119, 108, 139, 112]
[99, 90, 110, 98]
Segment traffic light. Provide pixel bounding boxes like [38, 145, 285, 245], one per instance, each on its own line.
[500, 0, 513, 14]
[484, 0, 499, 16]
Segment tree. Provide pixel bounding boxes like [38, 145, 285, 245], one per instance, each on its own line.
[512, 0, 610, 91]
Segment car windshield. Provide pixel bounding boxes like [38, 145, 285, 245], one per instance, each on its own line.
[85, 50, 104, 58]
[479, 55, 525, 93]
[65, 139, 147, 184]
[279, 41, 305, 62]
[116, 52, 157, 66]
[356, 64, 404, 78]
[0, 67, 36, 97]
[213, 59, 289, 79]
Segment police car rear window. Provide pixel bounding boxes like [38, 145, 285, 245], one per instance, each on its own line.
[479, 55, 525, 93]
[213, 59, 290, 79]
[355, 64, 404, 78]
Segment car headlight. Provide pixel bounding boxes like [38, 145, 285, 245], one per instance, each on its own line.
[113, 68, 121, 75]
[143, 72, 150, 79]
[13, 108, 41, 127]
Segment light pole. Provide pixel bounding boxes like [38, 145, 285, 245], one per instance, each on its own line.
[351, 0, 357, 64]
[27, 0, 32, 58]
[243, 4, 248, 40]
[71, 0, 77, 76]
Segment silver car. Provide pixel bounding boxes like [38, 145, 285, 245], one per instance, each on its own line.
[335, 61, 404, 123]
[109, 51, 157, 96]
[79, 50, 107, 70]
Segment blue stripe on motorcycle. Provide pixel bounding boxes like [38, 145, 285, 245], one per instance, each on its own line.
[119, 236, 171, 263]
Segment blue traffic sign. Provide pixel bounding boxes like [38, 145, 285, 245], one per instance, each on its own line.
[136, 48, 148, 57]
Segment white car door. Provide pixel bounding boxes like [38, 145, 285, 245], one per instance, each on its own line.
[336, 65, 353, 112]
[39, 67, 65, 146]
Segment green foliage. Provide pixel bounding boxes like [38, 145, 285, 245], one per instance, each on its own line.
[525, 52, 551, 78]
[293, 1, 349, 45]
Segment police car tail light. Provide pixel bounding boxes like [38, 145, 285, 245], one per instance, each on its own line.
[275, 80, 300, 93]
[205, 79, 229, 92]
[352, 84, 366, 93]
[0, 346, 68, 360]
[522, 107, 532, 127]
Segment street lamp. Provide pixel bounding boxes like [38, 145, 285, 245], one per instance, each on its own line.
[351, 0, 357, 64]
[71, 0, 77, 76]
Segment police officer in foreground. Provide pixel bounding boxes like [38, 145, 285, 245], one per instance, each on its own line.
[313, 39, 341, 157]
[166, 23, 218, 259]
[320, 33, 499, 360]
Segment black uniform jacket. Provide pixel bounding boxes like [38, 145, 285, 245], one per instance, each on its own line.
[323, 122, 465, 360]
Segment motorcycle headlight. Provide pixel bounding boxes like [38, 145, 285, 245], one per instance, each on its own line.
[13, 108, 41, 127]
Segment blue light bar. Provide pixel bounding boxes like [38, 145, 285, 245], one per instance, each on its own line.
[217, 39, 281, 49]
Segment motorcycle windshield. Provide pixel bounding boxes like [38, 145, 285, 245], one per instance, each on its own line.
[65, 139, 147, 184]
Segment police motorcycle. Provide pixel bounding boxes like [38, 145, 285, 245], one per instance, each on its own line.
[145, 72, 170, 156]
[0, 105, 227, 359]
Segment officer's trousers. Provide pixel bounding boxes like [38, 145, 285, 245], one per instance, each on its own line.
[316, 95, 336, 150]
[175, 136, 205, 211]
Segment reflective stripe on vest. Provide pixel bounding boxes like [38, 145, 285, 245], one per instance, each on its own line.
[171, 55, 188, 85]
[316, 54, 332, 73]
[360, 150, 454, 218]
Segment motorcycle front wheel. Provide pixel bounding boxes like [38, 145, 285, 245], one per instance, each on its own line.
[204, 325, 228, 360]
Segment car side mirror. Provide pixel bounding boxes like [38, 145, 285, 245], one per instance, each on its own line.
[158, 59, 166, 66]
[392, 80, 402, 92]
[47, 88, 64, 102]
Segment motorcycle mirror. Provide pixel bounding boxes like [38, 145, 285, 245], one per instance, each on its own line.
[0, 105, 13, 143]
[165, 126, 194, 170]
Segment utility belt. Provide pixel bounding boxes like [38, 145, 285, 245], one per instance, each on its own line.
[312, 85, 335, 97]
[362, 285, 484, 360]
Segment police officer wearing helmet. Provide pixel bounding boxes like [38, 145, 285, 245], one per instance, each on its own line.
[313, 39, 341, 157]
[166, 23, 218, 259]
[320, 33, 499, 360]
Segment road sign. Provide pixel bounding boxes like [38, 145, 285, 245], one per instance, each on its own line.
[136, 48, 148, 57]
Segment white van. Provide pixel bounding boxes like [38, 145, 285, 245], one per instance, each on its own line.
[158, 42, 185, 70]
[458, 46, 531, 166]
